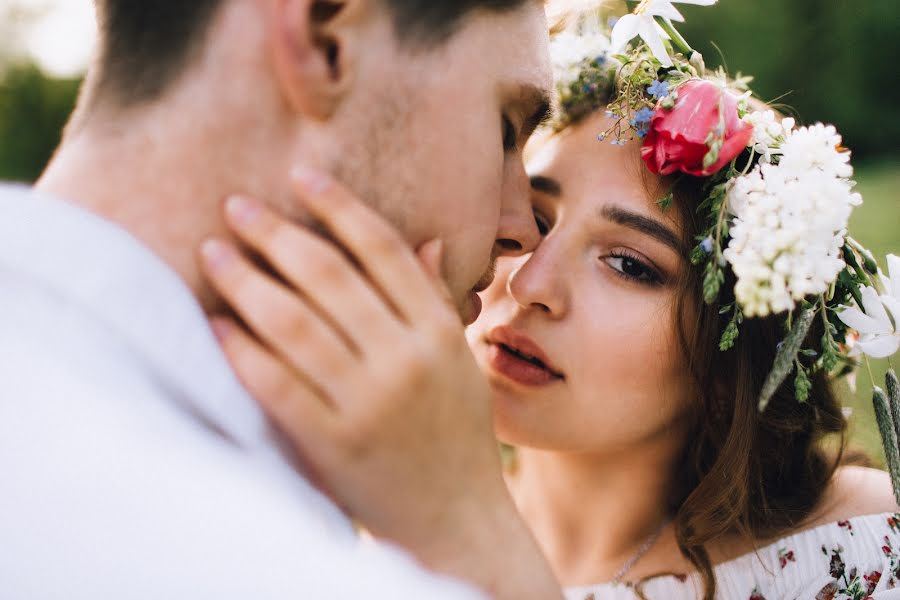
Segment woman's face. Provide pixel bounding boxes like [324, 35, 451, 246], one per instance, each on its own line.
[467, 111, 697, 453]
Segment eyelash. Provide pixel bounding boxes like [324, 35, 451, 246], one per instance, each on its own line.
[603, 250, 663, 286]
[531, 206, 663, 286]
[502, 115, 518, 152]
[534, 210, 550, 236]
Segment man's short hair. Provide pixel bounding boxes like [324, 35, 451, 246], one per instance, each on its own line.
[92, 0, 531, 108]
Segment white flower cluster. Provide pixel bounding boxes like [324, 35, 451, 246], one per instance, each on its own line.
[723, 122, 863, 317]
[550, 28, 611, 93]
[742, 110, 795, 163]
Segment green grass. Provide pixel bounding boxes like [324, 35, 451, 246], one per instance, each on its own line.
[837, 160, 900, 466]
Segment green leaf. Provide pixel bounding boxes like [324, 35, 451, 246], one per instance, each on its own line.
[874, 385, 900, 507]
[758, 306, 816, 411]
[703, 262, 724, 305]
[818, 319, 841, 374]
[690, 244, 707, 266]
[719, 320, 739, 352]
[794, 363, 812, 403]
[719, 306, 742, 351]
[657, 192, 673, 211]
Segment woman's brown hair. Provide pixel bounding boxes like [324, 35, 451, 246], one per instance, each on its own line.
[652, 172, 849, 600]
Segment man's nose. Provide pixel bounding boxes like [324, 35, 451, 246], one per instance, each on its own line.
[495, 159, 540, 257]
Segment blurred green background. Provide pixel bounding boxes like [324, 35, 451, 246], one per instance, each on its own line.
[1, 1, 898, 460]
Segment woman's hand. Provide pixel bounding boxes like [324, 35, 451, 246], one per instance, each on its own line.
[198, 167, 562, 600]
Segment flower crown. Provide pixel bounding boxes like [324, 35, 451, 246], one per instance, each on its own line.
[549, 1, 900, 500]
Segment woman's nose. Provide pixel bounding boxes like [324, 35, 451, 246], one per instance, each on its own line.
[507, 242, 568, 318]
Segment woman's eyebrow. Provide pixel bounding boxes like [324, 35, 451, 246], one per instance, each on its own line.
[530, 175, 562, 196]
[600, 204, 684, 255]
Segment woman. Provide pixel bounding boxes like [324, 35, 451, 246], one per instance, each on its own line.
[201, 8, 900, 599]
[465, 106, 900, 598]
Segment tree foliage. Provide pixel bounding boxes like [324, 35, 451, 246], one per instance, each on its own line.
[0, 62, 81, 182]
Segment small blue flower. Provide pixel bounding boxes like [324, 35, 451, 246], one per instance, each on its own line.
[700, 237, 714, 254]
[597, 133, 607, 142]
[634, 123, 650, 139]
[594, 54, 607, 66]
[612, 139, 627, 146]
[631, 107, 656, 126]
[605, 110, 616, 119]
[647, 80, 670, 99]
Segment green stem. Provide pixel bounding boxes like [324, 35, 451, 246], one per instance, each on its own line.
[864, 355, 876, 385]
[654, 17, 694, 57]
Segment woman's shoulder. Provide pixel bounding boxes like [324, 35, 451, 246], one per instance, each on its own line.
[706, 467, 900, 599]
[807, 466, 900, 528]
[712, 508, 900, 599]
[566, 508, 900, 600]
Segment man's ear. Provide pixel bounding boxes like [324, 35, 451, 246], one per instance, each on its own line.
[268, 0, 367, 121]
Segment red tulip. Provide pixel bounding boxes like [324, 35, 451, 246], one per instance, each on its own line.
[641, 79, 753, 177]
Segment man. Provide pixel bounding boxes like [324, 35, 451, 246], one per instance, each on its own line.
[0, 0, 560, 598]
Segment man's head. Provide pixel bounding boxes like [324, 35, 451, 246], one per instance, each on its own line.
[79, 0, 552, 321]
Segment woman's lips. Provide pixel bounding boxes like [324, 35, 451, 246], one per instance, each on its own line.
[486, 343, 564, 387]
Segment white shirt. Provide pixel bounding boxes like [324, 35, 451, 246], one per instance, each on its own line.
[0, 185, 483, 600]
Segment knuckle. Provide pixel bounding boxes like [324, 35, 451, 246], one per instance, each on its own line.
[220, 260, 256, 301]
[334, 421, 368, 459]
[260, 221, 296, 257]
[366, 229, 404, 261]
[257, 369, 299, 414]
[303, 248, 346, 285]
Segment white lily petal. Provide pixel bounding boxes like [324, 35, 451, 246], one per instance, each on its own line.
[638, 18, 673, 67]
[610, 14, 642, 54]
[646, 1, 686, 21]
[653, 20, 672, 39]
[887, 254, 900, 299]
[673, 0, 717, 5]
[857, 334, 900, 359]
[838, 306, 888, 336]
[882, 295, 900, 328]
[860, 285, 892, 331]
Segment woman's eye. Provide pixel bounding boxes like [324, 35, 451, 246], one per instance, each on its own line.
[502, 115, 518, 151]
[604, 254, 661, 285]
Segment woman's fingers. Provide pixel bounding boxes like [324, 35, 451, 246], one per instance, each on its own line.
[200, 238, 357, 398]
[210, 316, 337, 448]
[290, 167, 453, 326]
[222, 195, 402, 350]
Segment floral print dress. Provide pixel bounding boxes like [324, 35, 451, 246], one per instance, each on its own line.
[564, 513, 900, 600]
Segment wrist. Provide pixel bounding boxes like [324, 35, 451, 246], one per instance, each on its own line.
[410, 479, 563, 600]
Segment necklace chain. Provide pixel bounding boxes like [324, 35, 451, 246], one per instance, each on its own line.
[609, 519, 670, 586]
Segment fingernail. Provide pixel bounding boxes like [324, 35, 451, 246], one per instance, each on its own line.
[210, 317, 233, 342]
[225, 195, 260, 227]
[201, 239, 235, 273]
[291, 165, 331, 194]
